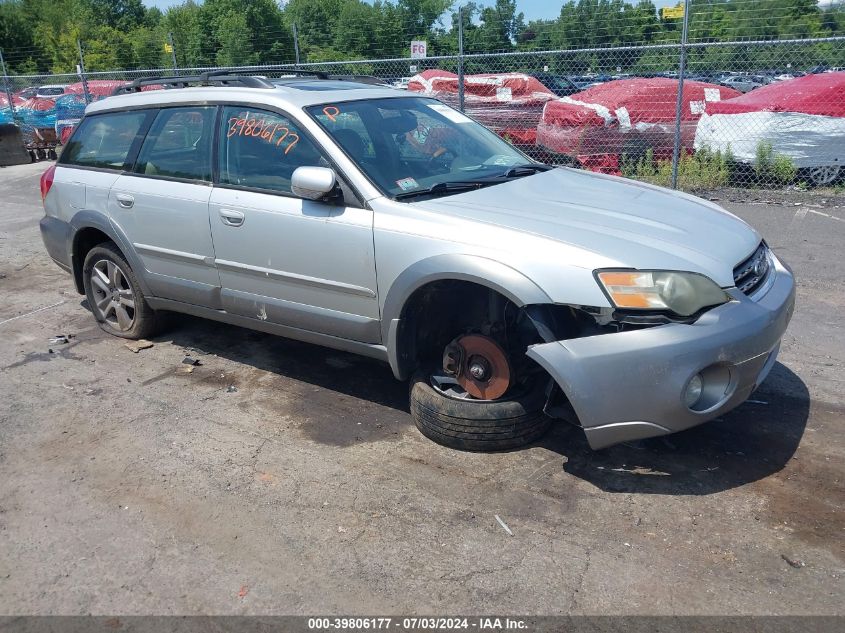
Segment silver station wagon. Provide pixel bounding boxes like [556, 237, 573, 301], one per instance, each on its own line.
[39, 71, 795, 451]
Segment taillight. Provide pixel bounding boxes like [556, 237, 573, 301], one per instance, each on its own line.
[40, 164, 56, 202]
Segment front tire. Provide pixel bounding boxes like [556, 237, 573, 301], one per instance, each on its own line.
[409, 371, 551, 451]
[83, 242, 159, 340]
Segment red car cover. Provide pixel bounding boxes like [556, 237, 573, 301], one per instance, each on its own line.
[704, 72, 845, 117]
[408, 69, 557, 145]
[66, 80, 129, 98]
[693, 72, 845, 178]
[537, 77, 741, 174]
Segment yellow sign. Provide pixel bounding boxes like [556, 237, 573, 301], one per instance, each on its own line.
[164, 43, 173, 53]
[662, 5, 685, 20]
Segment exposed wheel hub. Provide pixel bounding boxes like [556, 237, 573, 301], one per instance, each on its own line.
[442, 334, 511, 400]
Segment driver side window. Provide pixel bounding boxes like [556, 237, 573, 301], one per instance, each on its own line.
[218, 106, 327, 194]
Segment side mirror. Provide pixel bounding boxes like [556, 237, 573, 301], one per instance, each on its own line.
[291, 166, 338, 201]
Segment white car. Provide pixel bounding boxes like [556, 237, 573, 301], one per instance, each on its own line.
[35, 85, 69, 99]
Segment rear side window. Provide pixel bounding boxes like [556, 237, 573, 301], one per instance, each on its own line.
[134, 107, 215, 181]
[60, 111, 150, 170]
[218, 106, 328, 194]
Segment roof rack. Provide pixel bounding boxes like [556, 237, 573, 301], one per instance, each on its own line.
[112, 70, 277, 95]
[111, 69, 392, 96]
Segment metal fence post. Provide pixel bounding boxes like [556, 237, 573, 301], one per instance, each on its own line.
[293, 23, 301, 68]
[76, 39, 91, 105]
[670, 0, 691, 189]
[167, 32, 178, 71]
[458, 5, 465, 113]
[0, 50, 17, 124]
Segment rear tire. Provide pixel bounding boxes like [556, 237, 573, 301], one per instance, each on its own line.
[409, 371, 551, 451]
[82, 242, 160, 340]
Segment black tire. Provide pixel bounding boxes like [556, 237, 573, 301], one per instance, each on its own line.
[82, 241, 160, 340]
[409, 371, 551, 451]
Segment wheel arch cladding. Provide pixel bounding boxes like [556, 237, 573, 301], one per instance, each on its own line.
[382, 254, 553, 380]
[70, 211, 152, 297]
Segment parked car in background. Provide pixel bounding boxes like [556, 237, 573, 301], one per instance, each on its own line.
[531, 73, 580, 97]
[695, 72, 845, 186]
[537, 77, 741, 174]
[408, 69, 557, 151]
[719, 75, 765, 93]
[38, 71, 795, 452]
[36, 85, 69, 99]
[14, 86, 38, 100]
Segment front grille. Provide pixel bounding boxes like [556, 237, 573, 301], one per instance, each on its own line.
[733, 243, 771, 296]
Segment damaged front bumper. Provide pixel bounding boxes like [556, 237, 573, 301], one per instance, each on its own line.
[527, 256, 795, 450]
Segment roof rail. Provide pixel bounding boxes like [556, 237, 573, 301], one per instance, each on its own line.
[110, 69, 393, 96]
[112, 71, 275, 95]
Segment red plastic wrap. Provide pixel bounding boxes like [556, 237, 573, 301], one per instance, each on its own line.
[537, 78, 741, 174]
[705, 72, 845, 116]
[408, 69, 557, 145]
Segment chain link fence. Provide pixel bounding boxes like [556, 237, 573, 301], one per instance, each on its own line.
[1, 0, 844, 191]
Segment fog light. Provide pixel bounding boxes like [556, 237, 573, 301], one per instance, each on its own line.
[684, 373, 704, 409]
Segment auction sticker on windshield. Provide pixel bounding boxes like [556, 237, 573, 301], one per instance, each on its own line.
[396, 177, 419, 191]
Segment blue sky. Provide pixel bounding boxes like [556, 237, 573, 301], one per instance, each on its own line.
[142, 1, 689, 22]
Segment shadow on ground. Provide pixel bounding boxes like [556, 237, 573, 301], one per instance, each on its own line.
[539, 362, 810, 495]
[158, 312, 410, 413]
[150, 313, 808, 496]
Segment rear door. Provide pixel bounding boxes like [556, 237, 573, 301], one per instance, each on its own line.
[53, 110, 151, 223]
[107, 106, 221, 307]
[208, 105, 380, 343]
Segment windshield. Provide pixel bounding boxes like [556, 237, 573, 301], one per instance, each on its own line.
[306, 96, 529, 199]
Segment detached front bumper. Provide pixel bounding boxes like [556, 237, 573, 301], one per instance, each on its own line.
[527, 256, 795, 449]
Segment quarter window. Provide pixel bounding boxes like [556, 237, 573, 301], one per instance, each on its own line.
[218, 106, 328, 194]
[60, 111, 150, 170]
[134, 107, 215, 181]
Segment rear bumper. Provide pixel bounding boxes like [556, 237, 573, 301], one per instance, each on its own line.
[527, 255, 795, 449]
[40, 215, 72, 272]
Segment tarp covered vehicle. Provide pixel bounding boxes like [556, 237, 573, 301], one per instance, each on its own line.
[537, 77, 741, 174]
[56, 81, 130, 143]
[694, 72, 845, 185]
[408, 69, 557, 149]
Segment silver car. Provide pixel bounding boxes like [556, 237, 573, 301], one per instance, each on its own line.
[39, 72, 794, 451]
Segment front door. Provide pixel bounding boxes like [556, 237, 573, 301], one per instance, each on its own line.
[107, 106, 220, 307]
[208, 106, 380, 344]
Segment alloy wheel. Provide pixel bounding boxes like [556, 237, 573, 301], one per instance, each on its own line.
[90, 259, 136, 331]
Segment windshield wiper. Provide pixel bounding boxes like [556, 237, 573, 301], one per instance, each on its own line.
[393, 165, 553, 201]
[394, 179, 502, 201]
[498, 163, 554, 178]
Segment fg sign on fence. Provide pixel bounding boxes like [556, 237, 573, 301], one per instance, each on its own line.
[411, 41, 427, 59]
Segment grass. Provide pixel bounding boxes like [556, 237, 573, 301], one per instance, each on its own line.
[619, 141, 799, 191]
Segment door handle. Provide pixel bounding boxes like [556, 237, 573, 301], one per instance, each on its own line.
[115, 193, 134, 209]
[219, 208, 245, 227]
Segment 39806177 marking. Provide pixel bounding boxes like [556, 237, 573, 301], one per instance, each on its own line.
[306, 617, 475, 630]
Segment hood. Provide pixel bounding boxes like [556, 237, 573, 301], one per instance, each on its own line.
[412, 167, 760, 287]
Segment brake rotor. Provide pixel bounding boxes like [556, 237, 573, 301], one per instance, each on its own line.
[453, 334, 511, 400]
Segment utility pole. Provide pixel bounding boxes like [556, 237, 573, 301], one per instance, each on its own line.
[293, 23, 301, 67]
[76, 39, 92, 105]
[0, 50, 17, 124]
[670, 0, 691, 189]
[458, 5, 465, 112]
[167, 32, 178, 71]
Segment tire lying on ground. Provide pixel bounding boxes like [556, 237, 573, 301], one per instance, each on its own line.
[409, 371, 551, 451]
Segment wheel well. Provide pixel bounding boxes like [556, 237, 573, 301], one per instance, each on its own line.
[396, 280, 551, 381]
[72, 228, 112, 294]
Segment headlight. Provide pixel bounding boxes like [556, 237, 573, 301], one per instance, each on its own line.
[596, 270, 731, 317]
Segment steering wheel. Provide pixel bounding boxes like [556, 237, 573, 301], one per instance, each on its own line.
[428, 145, 456, 170]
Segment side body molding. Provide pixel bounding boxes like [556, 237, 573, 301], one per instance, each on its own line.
[381, 254, 553, 380]
[68, 210, 153, 297]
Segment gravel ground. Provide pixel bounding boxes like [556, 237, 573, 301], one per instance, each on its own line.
[0, 161, 842, 615]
